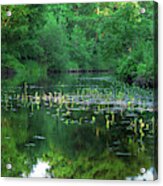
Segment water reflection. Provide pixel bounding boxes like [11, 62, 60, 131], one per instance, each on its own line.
[1, 74, 157, 180]
[24, 160, 51, 178]
[126, 167, 157, 181]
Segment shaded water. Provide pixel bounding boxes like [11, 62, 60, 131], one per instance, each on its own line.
[1, 73, 157, 180]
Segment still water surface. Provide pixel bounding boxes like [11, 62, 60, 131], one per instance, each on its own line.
[1, 74, 157, 180]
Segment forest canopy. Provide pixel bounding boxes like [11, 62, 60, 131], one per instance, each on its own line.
[1, 2, 157, 87]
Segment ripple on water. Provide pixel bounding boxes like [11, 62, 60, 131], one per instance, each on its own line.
[33, 135, 46, 140]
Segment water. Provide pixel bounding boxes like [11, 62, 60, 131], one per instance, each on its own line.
[1, 73, 157, 180]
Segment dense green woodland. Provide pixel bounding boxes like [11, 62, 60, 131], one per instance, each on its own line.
[1, 2, 157, 87]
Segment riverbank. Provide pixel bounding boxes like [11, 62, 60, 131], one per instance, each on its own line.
[1, 61, 47, 86]
[2, 63, 155, 89]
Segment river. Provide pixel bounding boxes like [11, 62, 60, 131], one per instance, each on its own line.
[1, 73, 157, 180]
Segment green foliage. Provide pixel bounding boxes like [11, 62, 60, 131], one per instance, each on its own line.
[1, 2, 157, 178]
[1, 5, 46, 72]
[70, 25, 92, 69]
[1, 2, 157, 87]
[2, 54, 25, 72]
[40, 21, 70, 70]
[100, 2, 156, 86]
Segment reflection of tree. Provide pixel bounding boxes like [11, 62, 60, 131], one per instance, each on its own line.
[43, 149, 151, 179]
[1, 74, 156, 178]
[1, 109, 55, 177]
[1, 111, 32, 177]
[42, 117, 153, 179]
[1, 105, 154, 178]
